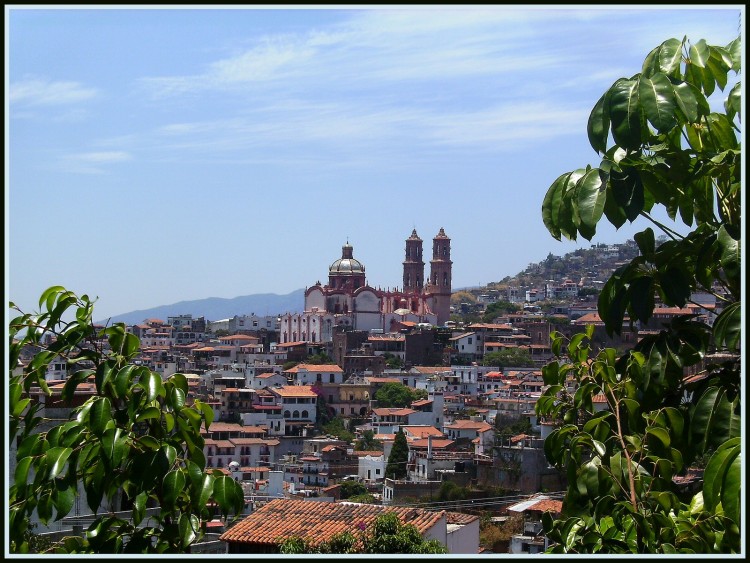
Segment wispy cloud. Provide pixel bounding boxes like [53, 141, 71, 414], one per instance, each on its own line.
[10, 77, 98, 106]
[137, 8, 594, 98]
[59, 151, 132, 174]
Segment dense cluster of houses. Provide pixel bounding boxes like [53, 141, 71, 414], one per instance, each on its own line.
[13, 268, 723, 553]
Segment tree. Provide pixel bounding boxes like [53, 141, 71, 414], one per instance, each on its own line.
[385, 429, 409, 480]
[305, 352, 333, 364]
[279, 512, 447, 554]
[536, 35, 741, 553]
[482, 300, 521, 322]
[382, 352, 404, 368]
[355, 429, 382, 451]
[339, 480, 367, 499]
[321, 416, 354, 443]
[482, 348, 534, 368]
[374, 382, 426, 408]
[9, 287, 245, 554]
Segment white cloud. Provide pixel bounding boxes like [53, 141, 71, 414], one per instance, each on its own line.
[59, 151, 132, 174]
[9, 78, 98, 106]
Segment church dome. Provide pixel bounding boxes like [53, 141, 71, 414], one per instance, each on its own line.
[329, 242, 365, 274]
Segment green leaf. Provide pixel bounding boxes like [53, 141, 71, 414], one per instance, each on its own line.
[39, 285, 67, 311]
[657, 38, 683, 77]
[90, 396, 113, 436]
[135, 406, 162, 423]
[638, 72, 677, 132]
[212, 475, 243, 516]
[574, 168, 607, 240]
[691, 386, 741, 454]
[627, 275, 654, 323]
[608, 78, 643, 150]
[194, 474, 214, 512]
[133, 491, 148, 526]
[52, 482, 76, 521]
[113, 364, 136, 400]
[609, 167, 644, 222]
[141, 370, 163, 403]
[702, 437, 740, 521]
[645, 426, 671, 448]
[167, 383, 187, 410]
[100, 427, 127, 468]
[15, 456, 33, 488]
[587, 92, 610, 153]
[46, 447, 73, 480]
[689, 39, 710, 68]
[162, 470, 187, 509]
[724, 81, 741, 121]
[672, 82, 700, 123]
[178, 513, 200, 548]
[712, 301, 741, 351]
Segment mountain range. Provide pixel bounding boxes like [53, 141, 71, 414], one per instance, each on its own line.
[96, 289, 306, 326]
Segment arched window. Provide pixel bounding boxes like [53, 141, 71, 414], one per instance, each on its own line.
[293, 410, 300, 418]
[302, 410, 309, 419]
[284, 410, 291, 418]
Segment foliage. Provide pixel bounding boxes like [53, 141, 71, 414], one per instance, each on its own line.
[382, 352, 404, 368]
[313, 388, 335, 428]
[374, 382, 426, 408]
[536, 35, 741, 553]
[9, 287, 245, 554]
[305, 352, 333, 364]
[436, 481, 468, 506]
[212, 329, 230, 338]
[348, 493, 377, 504]
[482, 300, 522, 322]
[451, 291, 477, 305]
[385, 430, 409, 480]
[339, 480, 367, 499]
[482, 348, 534, 368]
[278, 512, 447, 554]
[578, 287, 601, 298]
[355, 429, 382, 451]
[479, 513, 524, 553]
[495, 415, 532, 438]
[321, 416, 354, 443]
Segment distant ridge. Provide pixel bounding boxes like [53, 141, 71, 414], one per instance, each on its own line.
[96, 289, 306, 326]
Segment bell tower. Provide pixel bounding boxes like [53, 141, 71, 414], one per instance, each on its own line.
[428, 227, 452, 324]
[402, 229, 424, 292]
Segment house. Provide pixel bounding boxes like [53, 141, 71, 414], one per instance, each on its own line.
[284, 363, 345, 385]
[506, 494, 563, 554]
[268, 385, 318, 435]
[219, 498, 480, 554]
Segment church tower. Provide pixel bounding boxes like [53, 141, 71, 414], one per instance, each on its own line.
[402, 229, 424, 292]
[428, 228, 452, 325]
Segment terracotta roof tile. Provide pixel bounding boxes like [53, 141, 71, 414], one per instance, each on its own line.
[220, 499, 444, 547]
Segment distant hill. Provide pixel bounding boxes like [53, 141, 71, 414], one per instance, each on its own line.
[96, 289, 306, 326]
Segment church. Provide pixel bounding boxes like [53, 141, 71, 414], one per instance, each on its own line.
[278, 228, 453, 344]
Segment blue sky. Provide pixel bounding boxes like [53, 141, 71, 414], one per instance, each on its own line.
[6, 5, 744, 322]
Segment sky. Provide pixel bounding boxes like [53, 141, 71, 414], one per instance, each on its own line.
[5, 5, 744, 322]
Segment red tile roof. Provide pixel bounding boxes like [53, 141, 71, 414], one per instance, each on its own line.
[219, 499, 445, 547]
[285, 363, 343, 373]
[271, 385, 318, 398]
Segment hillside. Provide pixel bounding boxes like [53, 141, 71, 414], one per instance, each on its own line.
[456, 238, 644, 300]
[96, 289, 306, 326]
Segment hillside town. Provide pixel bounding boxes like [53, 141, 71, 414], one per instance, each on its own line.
[12, 230, 727, 554]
